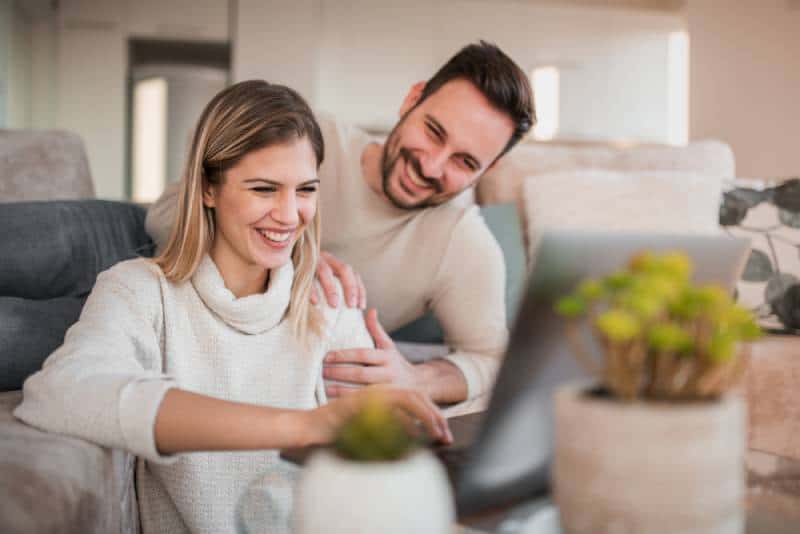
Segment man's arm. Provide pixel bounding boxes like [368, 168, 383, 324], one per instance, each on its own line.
[324, 207, 508, 404]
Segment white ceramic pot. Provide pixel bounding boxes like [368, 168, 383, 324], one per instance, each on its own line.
[553, 384, 746, 534]
[293, 449, 454, 534]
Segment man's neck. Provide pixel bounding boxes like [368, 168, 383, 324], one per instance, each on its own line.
[360, 142, 386, 198]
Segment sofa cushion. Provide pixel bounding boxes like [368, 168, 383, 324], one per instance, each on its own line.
[0, 297, 86, 392]
[0, 200, 154, 300]
[521, 169, 723, 261]
[391, 202, 525, 344]
[0, 390, 138, 534]
[0, 130, 94, 202]
[477, 139, 735, 206]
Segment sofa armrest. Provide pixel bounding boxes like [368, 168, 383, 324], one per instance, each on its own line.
[0, 391, 139, 534]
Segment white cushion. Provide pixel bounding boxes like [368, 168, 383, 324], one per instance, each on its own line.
[478, 140, 734, 206]
[521, 169, 723, 261]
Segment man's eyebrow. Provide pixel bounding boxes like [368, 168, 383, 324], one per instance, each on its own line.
[424, 114, 483, 170]
[243, 178, 320, 186]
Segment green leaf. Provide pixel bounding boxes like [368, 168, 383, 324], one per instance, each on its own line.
[648, 323, 694, 354]
[595, 309, 641, 343]
[555, 295, 587, 318]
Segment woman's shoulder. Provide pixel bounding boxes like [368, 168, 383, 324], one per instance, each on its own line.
[95, 257, 167, 296]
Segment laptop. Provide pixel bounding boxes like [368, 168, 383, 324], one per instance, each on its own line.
[282, 230, 751, 518]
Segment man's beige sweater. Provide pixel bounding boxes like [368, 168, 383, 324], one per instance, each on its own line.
[147, 116, 508, 398]
[15, 255, 372, 534]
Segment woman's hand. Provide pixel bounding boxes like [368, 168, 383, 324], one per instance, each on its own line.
[303, 386, 453, 447]
[311, 251, 367, 308]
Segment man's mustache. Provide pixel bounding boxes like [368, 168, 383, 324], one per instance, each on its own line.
[398, 148, 443, 194]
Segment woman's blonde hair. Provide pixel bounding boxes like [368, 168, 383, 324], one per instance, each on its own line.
[154, 80, 325, 344]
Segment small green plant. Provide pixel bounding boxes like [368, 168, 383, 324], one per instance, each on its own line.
[334, 396, 418, 462]
[555, 251, 762, 401]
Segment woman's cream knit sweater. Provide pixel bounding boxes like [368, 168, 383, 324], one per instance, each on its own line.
[14, 255, 373, 534]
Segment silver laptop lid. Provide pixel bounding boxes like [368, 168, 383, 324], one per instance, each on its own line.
[455, 230, 751, 514]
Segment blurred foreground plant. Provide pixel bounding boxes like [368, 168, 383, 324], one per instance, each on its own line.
[334, 395, 418, 462]
[555, 251, 762, 401]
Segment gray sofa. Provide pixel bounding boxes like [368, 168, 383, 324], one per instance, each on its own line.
[0, 129, 148, 533]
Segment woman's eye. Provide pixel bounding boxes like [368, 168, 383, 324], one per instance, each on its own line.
[298, 186, 318, 194]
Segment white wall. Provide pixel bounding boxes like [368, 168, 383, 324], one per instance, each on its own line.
[0, 0, 33, 128]
[234, 0, 320, 102]
[688, 0, 800, 178]
[57, 0, 127, 199]
[236, 0, 683, 142]
[49, 0, 230, 199]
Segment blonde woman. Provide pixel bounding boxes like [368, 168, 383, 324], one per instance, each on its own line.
[14, 81, 450, 534]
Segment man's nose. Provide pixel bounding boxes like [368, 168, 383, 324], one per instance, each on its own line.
[420, 147, 448, 180]
[273, 191, 299, 226]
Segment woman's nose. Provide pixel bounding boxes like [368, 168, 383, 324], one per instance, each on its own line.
[272, 192, 299, 226]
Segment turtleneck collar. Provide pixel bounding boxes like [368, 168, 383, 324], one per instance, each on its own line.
[191, 254, 294, 335]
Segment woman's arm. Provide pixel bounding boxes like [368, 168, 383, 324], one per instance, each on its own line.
[155, 385, 451, 455]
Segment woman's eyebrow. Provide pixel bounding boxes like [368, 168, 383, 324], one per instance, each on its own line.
[243, 178, 320, 186]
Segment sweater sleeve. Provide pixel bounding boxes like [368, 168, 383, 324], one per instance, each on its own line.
[431, 207, 508, 399]
[13, 262, 177, 464]
[145, 181, 180, 251]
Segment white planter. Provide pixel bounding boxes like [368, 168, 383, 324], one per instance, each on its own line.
[293, 449, 454, 534]
[553, 384, 746, 534]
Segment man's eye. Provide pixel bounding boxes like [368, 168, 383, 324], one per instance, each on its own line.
[426, 122, 443, 141]
[253, 187, 276, 193]
[458, 157, 477, 171]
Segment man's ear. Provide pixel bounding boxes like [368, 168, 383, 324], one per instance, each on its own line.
[202, 182, 216, 208]
[399, 81, 426, 117]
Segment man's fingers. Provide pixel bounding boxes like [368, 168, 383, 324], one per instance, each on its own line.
[324, 364, 388, 385]
[337, 265, 359, 308]
[316, 257, 339, 307]
[365, 308, 394, 350]
[325, 348, 385, 365]
[356, 273, 367, 309]
[310, 284, 320, 305]
[325, 383, 360, 399]
[319, 252, 363, 308]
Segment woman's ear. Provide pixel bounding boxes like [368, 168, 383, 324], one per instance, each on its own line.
[399, 81, 426, 117]
[202, 182, 216, 208]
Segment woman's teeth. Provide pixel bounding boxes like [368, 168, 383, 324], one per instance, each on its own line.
[257, 229, 291, 243]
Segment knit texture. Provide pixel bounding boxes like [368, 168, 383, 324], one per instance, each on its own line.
[15, 255, 372, 533]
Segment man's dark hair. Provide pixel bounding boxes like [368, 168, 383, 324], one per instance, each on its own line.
[418, 40, 535, 158]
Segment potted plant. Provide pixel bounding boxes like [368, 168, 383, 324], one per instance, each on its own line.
[553, 251, 761, 534]
[293, 395, 454, 533]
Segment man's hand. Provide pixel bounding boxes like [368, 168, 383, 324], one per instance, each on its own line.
[311, 251, 366, 309]
[324, 309, 421, 397]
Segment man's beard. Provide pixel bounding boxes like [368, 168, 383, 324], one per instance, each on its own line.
[380, 128, 445, 210]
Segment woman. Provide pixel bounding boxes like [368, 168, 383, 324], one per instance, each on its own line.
[14, 81, 450, 534]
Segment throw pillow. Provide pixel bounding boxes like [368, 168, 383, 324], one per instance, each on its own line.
[720, 178, 800, 332]
[521, 169, 723, 261]
[0, 297, 85, 391]
[0, 200, 153, 300]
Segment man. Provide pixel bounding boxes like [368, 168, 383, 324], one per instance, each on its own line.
[146, 41, 535, 405]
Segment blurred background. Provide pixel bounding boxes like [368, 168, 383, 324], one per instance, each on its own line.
[0, 0, 798, 202]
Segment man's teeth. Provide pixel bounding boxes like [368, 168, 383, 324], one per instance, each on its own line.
[407, 165, 429, 188]
[257, 229, 291, 242]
